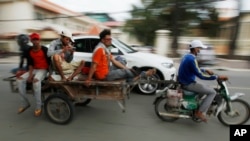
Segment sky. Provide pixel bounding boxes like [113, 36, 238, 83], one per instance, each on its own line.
[48, 0, 143, 21]
[49, 0, 250, 21]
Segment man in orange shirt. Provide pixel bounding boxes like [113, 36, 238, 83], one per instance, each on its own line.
[86, 29, 155, 85]
[16, 33, 50, 117]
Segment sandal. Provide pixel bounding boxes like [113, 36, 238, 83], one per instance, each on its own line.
[34, 109, 42, 117]
[17, 105, 31, 114]
[195, 110, 207, 123]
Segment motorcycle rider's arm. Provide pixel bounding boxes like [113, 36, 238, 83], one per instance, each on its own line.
[192, 59, 217, 80]
[200, 68, 227, 80]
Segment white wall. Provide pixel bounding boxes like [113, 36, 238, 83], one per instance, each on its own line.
[0, 0, 34, 33]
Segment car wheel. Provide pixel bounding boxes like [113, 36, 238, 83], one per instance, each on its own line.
[136, 73, 160, 95]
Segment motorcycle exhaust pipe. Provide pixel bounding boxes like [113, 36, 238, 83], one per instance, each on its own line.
[159, 112, 191, 119]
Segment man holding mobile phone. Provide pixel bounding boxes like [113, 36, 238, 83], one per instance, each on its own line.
[47, 30, 85, 81]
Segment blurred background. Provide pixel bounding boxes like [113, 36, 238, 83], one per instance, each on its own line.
[0, 0, 249, 64]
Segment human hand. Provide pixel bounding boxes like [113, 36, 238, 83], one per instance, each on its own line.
[15, 70, 26, 78]
[62, 44, 74, 53]
[84, 79, 92, 87]
[59, 52, 65, 58]
[206, 70, 214, 75]
[218, 75, 228, 81]
[67, 45, 75, 52]
[27, 75, 33, 83]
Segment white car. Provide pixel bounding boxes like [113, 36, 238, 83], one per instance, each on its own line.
[71, 35, 176, 94]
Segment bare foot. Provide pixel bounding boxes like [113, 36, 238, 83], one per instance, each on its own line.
[66, 76, 73, 81]
[48, 75, 55, 81]
[61, 77, 67, 81]
[145, 68, 156, 77]
[139, 68, 156, 78]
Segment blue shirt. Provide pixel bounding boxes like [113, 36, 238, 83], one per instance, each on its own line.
[178, 53, 217, 85]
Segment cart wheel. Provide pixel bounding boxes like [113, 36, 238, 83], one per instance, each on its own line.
[44, 94, 74, 124]
[75, 98, 92, 106]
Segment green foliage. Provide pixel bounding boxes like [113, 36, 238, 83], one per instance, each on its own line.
[124, 0, 223, 45]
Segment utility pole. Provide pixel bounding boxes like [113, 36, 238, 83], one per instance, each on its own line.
[171, 0, 180, 57]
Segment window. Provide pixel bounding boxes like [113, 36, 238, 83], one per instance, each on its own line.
[74, 38, 99, 53]
[35, 12, 44, 20]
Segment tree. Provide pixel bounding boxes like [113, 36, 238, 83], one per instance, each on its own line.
[124, 4, 164, 45]
[228, 0, 241, 58]
[199, 7, 221, 37]
[124, 0, 224, 56]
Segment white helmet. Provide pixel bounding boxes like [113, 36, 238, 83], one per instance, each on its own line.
[189, 40, 207, 49]
[60, 30, 74, 42]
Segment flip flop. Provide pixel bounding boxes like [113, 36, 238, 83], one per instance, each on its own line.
[17, 105, 30, 114]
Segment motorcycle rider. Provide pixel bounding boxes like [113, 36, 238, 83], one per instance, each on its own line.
[177, 40, 227, 122]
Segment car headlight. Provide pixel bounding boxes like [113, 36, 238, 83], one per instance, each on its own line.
[161, 63, 173, 68]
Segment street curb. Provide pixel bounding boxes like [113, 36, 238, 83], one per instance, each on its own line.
[173, 57, 250, 71]
[202, 66, 250, 72]
[1, 56, 250, 71]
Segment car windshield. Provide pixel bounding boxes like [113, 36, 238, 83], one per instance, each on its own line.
[112, 38, 137, 53]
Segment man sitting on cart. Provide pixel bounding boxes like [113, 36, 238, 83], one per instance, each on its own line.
[47, 30, 85, 81]
[17, 33, 51, 117]
[85, 29, 155, 86]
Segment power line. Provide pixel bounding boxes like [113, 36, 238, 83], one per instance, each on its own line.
[0, 10, 132, 22]
[0, 0, 226, 22]
[0, 14, 84, 22]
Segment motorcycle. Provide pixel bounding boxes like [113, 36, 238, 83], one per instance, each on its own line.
[153, 74, 250, 126]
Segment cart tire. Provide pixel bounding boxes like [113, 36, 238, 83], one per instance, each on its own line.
[75, 98, 92, 106]
[44, 94, 74, 125]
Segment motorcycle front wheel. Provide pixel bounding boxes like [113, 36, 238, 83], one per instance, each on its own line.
[154, 97, 179, 122]
[217, 99, 250, 126]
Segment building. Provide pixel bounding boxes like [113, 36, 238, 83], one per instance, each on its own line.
[85, 12, 141, 46]
[0, 0, 108, 52]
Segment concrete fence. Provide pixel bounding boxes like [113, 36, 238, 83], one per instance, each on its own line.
[154, 29, 250, 57]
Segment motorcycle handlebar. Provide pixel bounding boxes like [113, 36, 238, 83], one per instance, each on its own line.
[217, 75, 228, 81]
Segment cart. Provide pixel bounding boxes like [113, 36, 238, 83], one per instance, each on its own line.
[3, 76, 133, 124]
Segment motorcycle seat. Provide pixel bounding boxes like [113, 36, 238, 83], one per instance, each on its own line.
[183, 90, 196, 95]
[182, 90, 197, 100]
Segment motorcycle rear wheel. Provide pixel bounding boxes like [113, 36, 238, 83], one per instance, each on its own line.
[217, 99, 250, 126]
[154, 97, 179, 122]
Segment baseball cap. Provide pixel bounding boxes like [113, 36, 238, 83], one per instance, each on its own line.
[189, 40, 207, 49]
[29, 32, 40, 40]
[60, 30, 74, 42]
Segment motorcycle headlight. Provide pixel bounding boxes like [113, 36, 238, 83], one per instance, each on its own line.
[161, 63, 173, 68]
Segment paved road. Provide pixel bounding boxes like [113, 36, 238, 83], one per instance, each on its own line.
[0, 64, 249, 141]
[1, 55, 250, 71]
